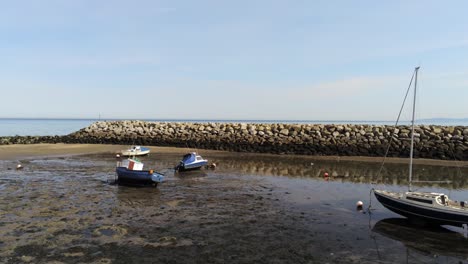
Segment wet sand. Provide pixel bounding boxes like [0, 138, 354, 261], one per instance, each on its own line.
[1, 144, 468, 263]
[1, 143, 467, 167]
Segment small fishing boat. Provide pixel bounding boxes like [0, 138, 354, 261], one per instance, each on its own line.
[116, 158, 164, 186]
[120, 146, 150, 156]
[175, 152, 208, 171]
[373, 67, 468, 227]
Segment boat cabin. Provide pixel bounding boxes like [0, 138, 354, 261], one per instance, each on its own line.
[130, 146, 141, 151]
[403, 192, 468, 209]
[119, 158, 144, 171]
[182, 152, 205, 163]
[404, 192, 446, 206]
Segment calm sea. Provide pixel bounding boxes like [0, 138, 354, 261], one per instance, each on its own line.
[0, 118, 467, 137]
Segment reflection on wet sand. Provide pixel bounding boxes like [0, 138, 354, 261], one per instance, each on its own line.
[372, 218, 468, 260]
[208, 154, 468, 189]
[174, 170, 208, 179]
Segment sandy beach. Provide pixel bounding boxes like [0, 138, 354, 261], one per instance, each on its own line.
[0, 144, 212, 161]
[1, 143, 467, 167]
[1, 144, 468, 263]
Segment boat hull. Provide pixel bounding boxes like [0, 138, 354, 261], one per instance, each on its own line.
[374, 190, 468, 227]
[116, 167, 164, 186]
[177, 160, 208, 171]
[121, 147, 150, 156]
[121, 149, 150, 156]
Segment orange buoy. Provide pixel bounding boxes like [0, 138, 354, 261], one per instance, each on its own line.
[149, 169, 154, 174]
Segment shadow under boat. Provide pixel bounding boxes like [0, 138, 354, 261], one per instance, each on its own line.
[174, 169, 207, 179]
[372, 218, 468, 258]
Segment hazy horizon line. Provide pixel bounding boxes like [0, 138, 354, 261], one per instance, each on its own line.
[0, 117, 467, 122]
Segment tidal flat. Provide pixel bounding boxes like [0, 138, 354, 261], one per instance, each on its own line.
[1, 145, 468, 263]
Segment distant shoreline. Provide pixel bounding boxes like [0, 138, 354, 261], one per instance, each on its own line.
[1, 117, 467, 123]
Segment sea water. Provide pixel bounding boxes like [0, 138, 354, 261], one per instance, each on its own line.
[0, 118, 467, 137]
[0, 119, 97, 136]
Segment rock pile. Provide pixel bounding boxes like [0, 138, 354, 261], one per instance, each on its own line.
[1, 121, 466, 160]
[63, 121, 467, 160]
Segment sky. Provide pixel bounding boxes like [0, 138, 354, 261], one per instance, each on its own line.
[0, 0, 467, 121]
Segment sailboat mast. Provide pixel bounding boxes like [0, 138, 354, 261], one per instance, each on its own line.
[409, 66, 419, 192]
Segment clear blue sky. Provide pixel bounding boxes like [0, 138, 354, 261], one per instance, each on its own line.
[1, 0, 467, 120]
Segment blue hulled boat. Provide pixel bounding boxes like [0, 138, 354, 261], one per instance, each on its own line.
[175, 152, 208, 171]
[116, 158, 164, 186]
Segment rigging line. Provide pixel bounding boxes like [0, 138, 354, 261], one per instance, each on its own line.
[375, 69, 416, 180]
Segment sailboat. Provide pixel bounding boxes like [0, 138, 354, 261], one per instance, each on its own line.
[373, 67, 468, 227]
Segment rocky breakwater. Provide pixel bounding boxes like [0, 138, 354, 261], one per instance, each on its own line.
[0, 135, 63, 145]
[63, 121, 468, 160]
